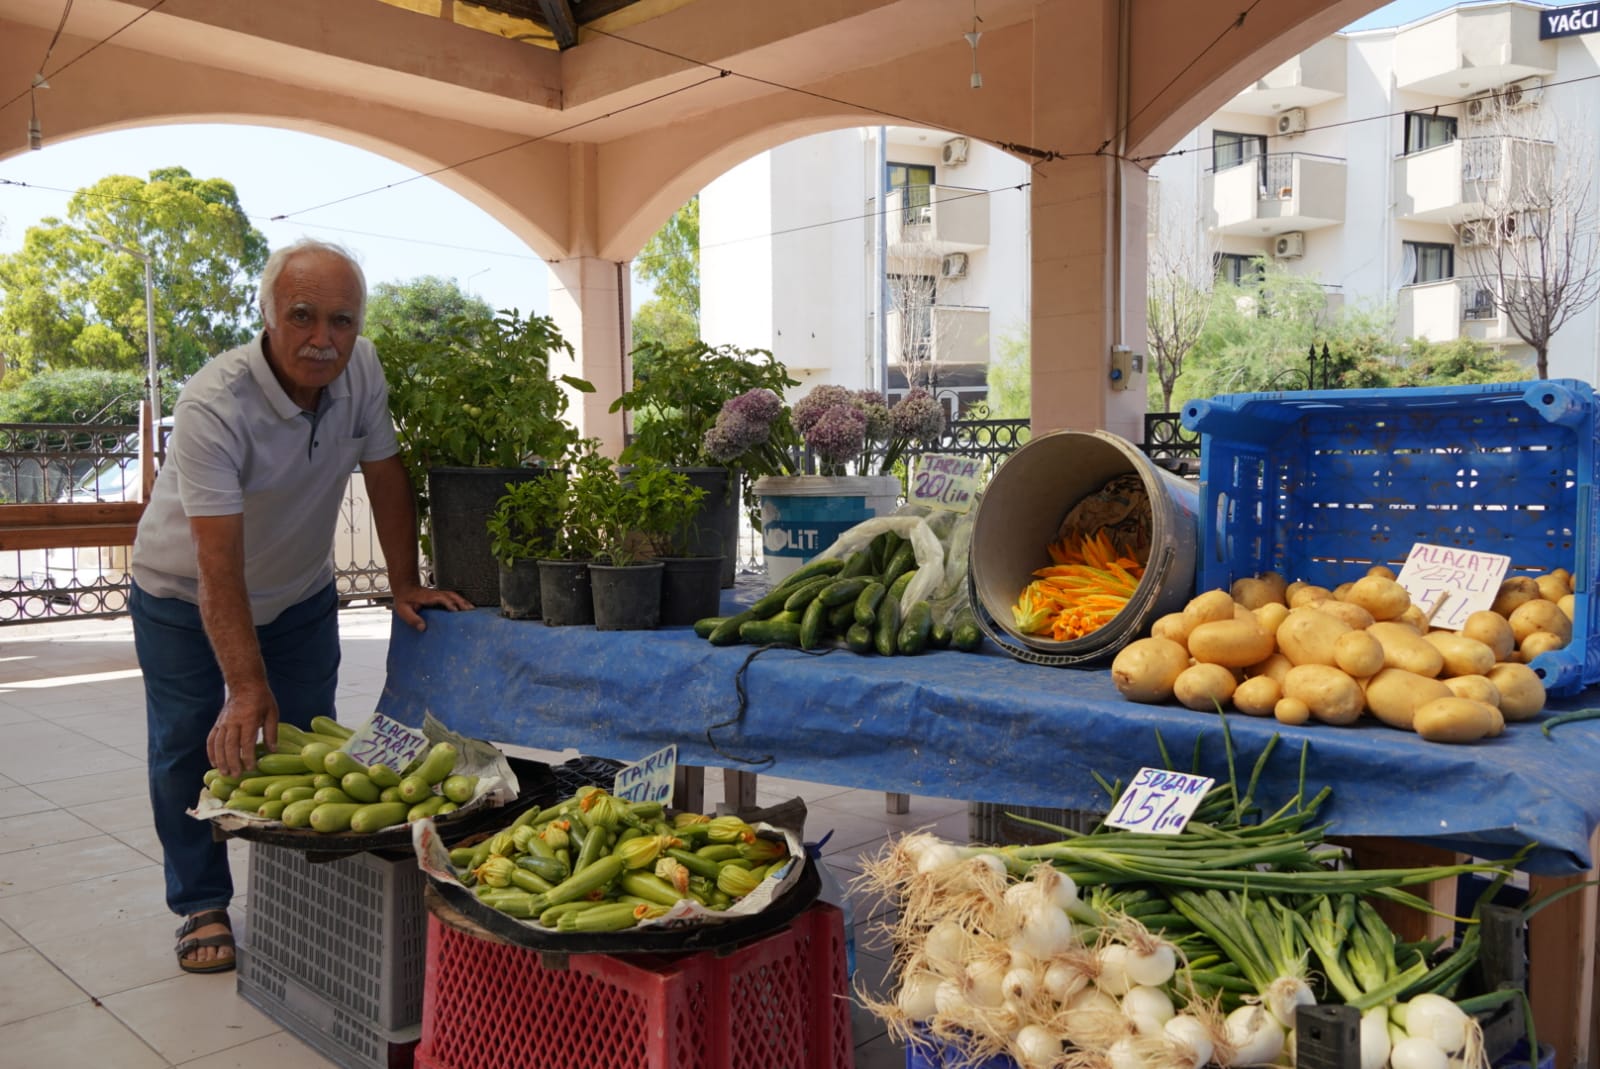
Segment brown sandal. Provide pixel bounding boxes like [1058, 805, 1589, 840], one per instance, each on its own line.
[175, 908, 235, 974]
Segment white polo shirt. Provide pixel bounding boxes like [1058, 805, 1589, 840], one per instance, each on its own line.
[132, 332, 401, 625]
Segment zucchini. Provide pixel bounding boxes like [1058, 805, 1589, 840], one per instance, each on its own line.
[224, 792, 267, 813]
[739, 618, 803, 646]
[516, 854, 569, 883]
[693, 615, 728, 639]
[310, 715, 352, 740]
[257, 800, 289, 821]
[341, 771, 381, 803]
[853, 581, 886, 626]
[407, 794, 450, 822]
[253, 753, 312, 777]
[666, 847, 722, 879]
[323, 750, 365, 779]
[367, 762, 402, 789]
[898, 600, 934, 655]
[442, 774, 479, 804]
[544, 854, 626, 907]
[379, 785, 404, 803]
[799, 597, 828, 650]
[781, 576, 834, 613]
[845, 623, 875, 653]
[708, 609, 757, 646]
[299, 742, 334, 774]
[279, 786, 316, 804]
[311, 773, 338, 790]
[873, 594, 901, 657]
[413, 742, 459, 786]
[281, 798, 319, 828]
[313, 786, 355, 804]
[239, 773, 312, 797]
[349, 801, 410, 834]
[772, 556, 846, 592]
[262, 775, 317, 799]
[557, 902, 640, 932]
[398, 774, 434, 804]
[437, 802, 459, 815]
[309, 802, 363, 833]
[620, 871, 689, 906]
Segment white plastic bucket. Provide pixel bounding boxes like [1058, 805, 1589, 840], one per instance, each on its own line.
[754, 475, 901, 584]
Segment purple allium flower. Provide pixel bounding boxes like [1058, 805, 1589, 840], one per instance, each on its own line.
[852, 389, 891, 443]
[889, 388, 946, 441]
[792, 384, 854, 434]
[803, 404, 867, 466]
[723, 387, 783, 429]
[702, 410, 768, 463]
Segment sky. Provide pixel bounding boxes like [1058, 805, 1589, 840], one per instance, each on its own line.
[0, 0, 1461, 323]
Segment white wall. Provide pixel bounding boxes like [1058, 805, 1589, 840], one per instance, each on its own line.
[700, 153, 775, 353]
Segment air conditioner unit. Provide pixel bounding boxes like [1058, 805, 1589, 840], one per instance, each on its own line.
[1272, 231, 1305, 260]
[941, 252, 969, 279]
[941, 137, 970, 166]
[1465, 95, 1497, 122]
[1501, 77, 1543, 110]
[1276, 108, 1308, 136]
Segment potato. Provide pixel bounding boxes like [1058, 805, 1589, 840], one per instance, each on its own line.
[1486, 703, 1506, 737]
[1233, 602, 1258, 622]
[1283, 664, 1365, 725]
[1276, 607, 1351, 667]
[1257, 572, 1289, 604]
[1367, 565, 1398, 580]
[1332, 582, 1355, 602]
[1520, 631, 1568, 662]
[1559, 593, 1576, 621]
[1343, 576, 1412, 621]
[1444, 674, 1501, 708]
[1414, 697, 1499, 743]
[1363, 668, 1453, 731]
[1508, 598, 1572, 646]
[1316, 599, 1376, 631]
[1231, 577, 1281, 610]
[1232, 675, 1281, 717]
[1111, 638, 1192, 703]
[1188, 619, 1276, 669]
[1422, 632, 1496, 678]
[1150, 612, 1191, 646]
[1486, 661, 1546, 721]
[1398, 605, 1429, 632]
[1460, 610, 1516, 661]
[1182, 589, 1238, 633]
[1367, 621, 1445, 678]
[1173, 663, 1239, 711]
[1253, 602, 1290, 636]
[1491, 576, 1541, 616]
[1288, 584, 1334, 609]
[1333, 630, 1386, 679]
[1536, 572, 1572, 603]
[1274, 697, 1312, 726]
[1247, 652, 1294, 685]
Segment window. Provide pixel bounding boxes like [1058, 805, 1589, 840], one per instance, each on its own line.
[1212, 130, 1268, 191]
[887, 162, 936, 224]
[1214, 253, 1264, 288]
[1404, 112, 1457, 155]
[1402, 241, 1454, 284]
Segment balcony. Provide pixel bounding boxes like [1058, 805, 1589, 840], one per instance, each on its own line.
[1207, 153, 1346, 236]
[886, 305, 990, 370]
[1393, 5, 1555, 97]
[885, 185, 990, 258]
[1395, 278, 1522, 345]
[1393, 136, 1555, 223]
[1225, 37, 1347, 116]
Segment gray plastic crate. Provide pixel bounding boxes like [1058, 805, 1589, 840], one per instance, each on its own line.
[238, 950, 418, 1069]
[967, 803, 1105, 845]
[241, 843, 427, 1034]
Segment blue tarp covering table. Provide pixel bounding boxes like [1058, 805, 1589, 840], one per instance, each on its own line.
[380, 605, 1600, 876]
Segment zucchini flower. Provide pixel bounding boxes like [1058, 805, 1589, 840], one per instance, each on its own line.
[475, 856, 516, 888]
[633, 902, 671, 921]
[706, 816, 756, 844]
[655, 856, 691, 895]
[616, 834, 670, 870]
[672, 811, 712, 828]
[486, 831, 516, 858]
[540, 821, 570, 851]
[738, 836, 788, 863]
[716, 863, 763, 898]
[581, 791, 623, 832]
[511, 824, 537, 854]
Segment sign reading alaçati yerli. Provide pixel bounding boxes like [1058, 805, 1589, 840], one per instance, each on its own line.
[341, 713, 431, 771]
[909, 453, 982, 513]
[1394, 542, 1512, 631]
[1104, 768, 1215, 835]
[614, 743, 677, 805]
[1542, 1, 1600, 38]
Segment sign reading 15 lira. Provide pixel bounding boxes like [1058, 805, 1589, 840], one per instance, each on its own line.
[1104, 768, 1215, 835]
[909, 453, 982, 513]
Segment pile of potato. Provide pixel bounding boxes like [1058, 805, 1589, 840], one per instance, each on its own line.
[1110, 567, 1575, 744]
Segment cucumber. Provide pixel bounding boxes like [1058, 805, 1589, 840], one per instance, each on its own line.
[281, 798, 319, 828]
[693, 616, 728, 639]
[341, 771, 381, 803]
[747, 585, 799, 619]
[952, 611, 983, 652]
[408, 795, 451, 822]
[853, 581, 886, 626]
[772, 557, 846, 592]
[874, 595, 901, 657]
[838, 549, 873, 579]
[888, 568, 918, 601]
[817, 576, 871, 608]
[442, 774, 480, 804]
[309, 802, 363, 833]
[349, 802, 411, 834]
[929, 618, 953, 650]
[875, 531, 903, 574]
[414, 742, 459, 786]
[799, 597, 828, 650]
[367, 763, 402, 789]
[845, 623, 875, 653]
[781, 576, 834, 614]
[739, 618, 803, 646]
[898, 600, 933, 655]
[827, 601, 856, 634]
[882, 542, 917, 589]
[398, 774, 434, 804]
[708, 610, 757, 646]
[323, 750, 365, 779]
[300, 742, 334, 774]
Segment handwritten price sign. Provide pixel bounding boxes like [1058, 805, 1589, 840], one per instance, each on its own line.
[1104, 768, 1215, 835]
[909, 453, 982, 513]
[341, 713, 430, 770]
[614, 744, 677, 805]
[1395, 542, 1511, 631]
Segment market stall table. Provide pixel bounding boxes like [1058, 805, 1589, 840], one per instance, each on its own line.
[380, 606, 1600, 1065]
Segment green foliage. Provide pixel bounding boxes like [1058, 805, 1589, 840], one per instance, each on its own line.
[0, 167, 268, 381]
[486, 477, 558, 566]
[377, 308, 594, 523]
[0, 368, 175, 424]
[526, 443, 708, 565]
[630, 298, 699, 359]
[610, 340, 796, 467]
[1390, 337, 1529, 386]
[365, 276, 494, 345]
[984, 322, 1031, 419]
[633, 197, 699, 326]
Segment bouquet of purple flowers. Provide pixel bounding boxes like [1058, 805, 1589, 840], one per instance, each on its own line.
[703, 384, 947, 478]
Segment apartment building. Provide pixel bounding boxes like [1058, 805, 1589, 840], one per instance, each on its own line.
[1151, 0, 1600, 382]
[699, 127, 1033, 414]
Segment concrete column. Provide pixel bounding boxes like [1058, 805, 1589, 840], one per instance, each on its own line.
[547, 256, 631, 456]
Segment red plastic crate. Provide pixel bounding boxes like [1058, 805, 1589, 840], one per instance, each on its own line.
[415, 902, 853, 1069]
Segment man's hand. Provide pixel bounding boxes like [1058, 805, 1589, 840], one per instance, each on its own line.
[207, 684, 280, 778]
[391, 582, 473, 632]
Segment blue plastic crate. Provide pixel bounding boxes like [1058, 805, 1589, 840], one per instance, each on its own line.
[1182, 380, 1599, 695]
[905, 1031, 1018, 1069]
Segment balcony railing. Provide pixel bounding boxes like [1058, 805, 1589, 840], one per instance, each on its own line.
[1393, 136, 1555, 223]
[1208, 153, 1346, 235]
[884, 184, 990, 253]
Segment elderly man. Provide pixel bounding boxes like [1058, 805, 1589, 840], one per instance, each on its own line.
[130, 238, 470, 974]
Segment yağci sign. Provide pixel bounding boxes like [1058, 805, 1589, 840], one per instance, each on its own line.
[1542, 2, 1600, 38]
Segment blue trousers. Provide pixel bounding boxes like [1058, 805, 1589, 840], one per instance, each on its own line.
[131, 581, 340, 916]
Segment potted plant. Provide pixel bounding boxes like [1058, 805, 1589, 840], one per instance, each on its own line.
[609, 341, 797, 587]
[378, 308, 594, 608]
[532, 444, 606, 627]
[486, 480, 556, 620]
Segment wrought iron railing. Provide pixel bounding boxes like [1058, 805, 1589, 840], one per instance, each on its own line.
[1140, 413, 1201, 478]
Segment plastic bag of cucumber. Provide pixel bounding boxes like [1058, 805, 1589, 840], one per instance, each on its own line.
[696, 504, 984, 655]
[190, 712, 519, 834]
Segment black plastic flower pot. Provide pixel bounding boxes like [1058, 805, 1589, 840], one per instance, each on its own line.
[428, 466, 545, 608]
[673, 466, 740, 588]
[658, 555, 725, 627]
[589, 560, 664, 631]
[537, 559, 594, 627]
[497, 559, 541, 620]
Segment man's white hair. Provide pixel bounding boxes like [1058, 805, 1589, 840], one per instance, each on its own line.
[259, 239, 367, 331]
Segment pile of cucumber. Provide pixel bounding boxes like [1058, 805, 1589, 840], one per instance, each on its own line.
[202, 717, 478, 834]
[694, 528, 983, 655]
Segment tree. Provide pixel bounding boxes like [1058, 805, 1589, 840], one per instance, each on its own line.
[0, 167, 268, 385]
[984, 322, 1031, 419]
[365, 276, 493, 345]
[1456, 104, 1600, 379]
[1390, 337, 1526, 386]
[0, 368, 177, 425]
[1146, 208, 1216, 411]
[629, 299, 698, 372]
[634, 196, 700, 328]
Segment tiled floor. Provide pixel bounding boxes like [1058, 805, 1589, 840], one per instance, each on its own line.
[0, 607, 949, 1068]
